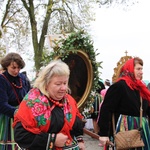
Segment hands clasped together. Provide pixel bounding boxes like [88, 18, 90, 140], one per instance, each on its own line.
[55, 133, 85, 150]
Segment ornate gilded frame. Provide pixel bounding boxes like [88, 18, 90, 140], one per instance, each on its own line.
[56, 50, 93, 108]
[112, 55, 132, 83]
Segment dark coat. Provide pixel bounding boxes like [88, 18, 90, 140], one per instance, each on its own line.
[98, 80, 150, 136]
[0, 71, 31, 117]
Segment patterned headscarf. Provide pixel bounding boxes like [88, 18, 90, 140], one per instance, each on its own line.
[117, 58, 150, 101]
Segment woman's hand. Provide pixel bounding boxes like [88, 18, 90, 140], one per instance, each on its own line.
[99, 136, 109, 147]
[55, 133, 68, 147]
[78, 142, 85, 150]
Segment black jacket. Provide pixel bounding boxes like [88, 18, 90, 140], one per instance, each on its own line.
[98, 80, 150, 136]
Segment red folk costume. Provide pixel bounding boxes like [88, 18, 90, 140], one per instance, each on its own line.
[13, 88, 83, 150]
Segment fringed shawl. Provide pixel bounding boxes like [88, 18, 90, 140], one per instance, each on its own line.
[13, 88, 83, 140]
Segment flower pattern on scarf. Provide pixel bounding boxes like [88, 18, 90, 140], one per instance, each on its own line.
[23, 88, 51, 126]
[63, 97, 72, 122]
[23, 88, 73, 127]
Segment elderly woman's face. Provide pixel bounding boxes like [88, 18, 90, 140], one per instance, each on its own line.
[47, 75, 69, 100]
[7, 61, 21, 77]
[134, 63, 143, 80]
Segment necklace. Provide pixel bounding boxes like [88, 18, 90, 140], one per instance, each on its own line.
[12, 78, 22, 89]
[49, 97, 64, 107]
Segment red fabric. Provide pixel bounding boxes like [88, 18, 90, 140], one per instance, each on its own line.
[13, 93, 81, 134]
[54, 95, 83, 150]
[12, 89, 50, 134]
[59, 95, 83, 140]
[103, 145, 107, 150]
[117, 58, 150, 101]
[13, 89, 83, 150]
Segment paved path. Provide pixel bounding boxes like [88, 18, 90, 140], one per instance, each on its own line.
[83, 133, 103, 150]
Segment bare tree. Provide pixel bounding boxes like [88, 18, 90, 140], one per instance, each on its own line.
[98, 0, 139, 10]
[0, 1, 31, 57]
[0, 0, 139, 70]
[0, 0, 97, 70]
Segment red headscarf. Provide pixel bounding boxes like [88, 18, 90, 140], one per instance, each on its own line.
[117, 58, 150, 101]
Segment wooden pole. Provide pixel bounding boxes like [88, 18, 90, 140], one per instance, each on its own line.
[83, 128, 99, 140]
[83, 128, 114, 147]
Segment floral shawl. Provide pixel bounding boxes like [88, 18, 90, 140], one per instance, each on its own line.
[13, 88, 83, 140]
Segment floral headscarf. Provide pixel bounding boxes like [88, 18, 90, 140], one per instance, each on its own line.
[117, 58, 150, 101]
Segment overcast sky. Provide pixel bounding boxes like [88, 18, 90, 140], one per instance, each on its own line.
[90, 0, 150, 82]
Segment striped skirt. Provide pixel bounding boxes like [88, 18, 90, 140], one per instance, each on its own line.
[115, 115, 150, 150]
[0, 114, 21, 150]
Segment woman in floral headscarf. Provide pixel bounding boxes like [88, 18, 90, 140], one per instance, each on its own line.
[13, 59, 85, 150]
[98, 57, 150, 150]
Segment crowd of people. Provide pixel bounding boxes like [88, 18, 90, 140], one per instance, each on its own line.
[0, 52, 150, 150]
